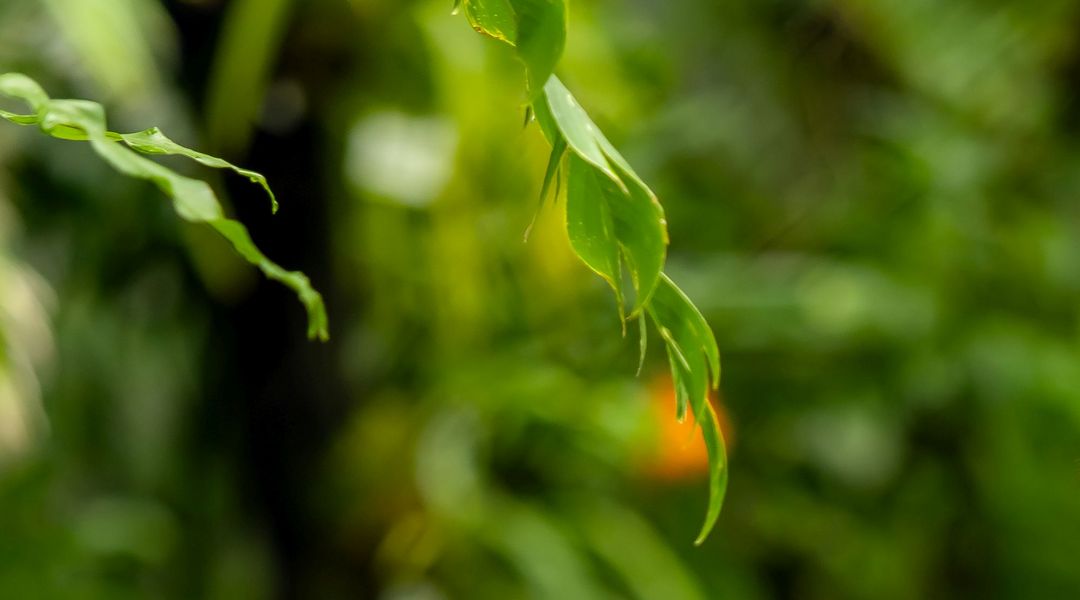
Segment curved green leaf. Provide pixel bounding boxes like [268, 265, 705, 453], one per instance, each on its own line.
[565, 154, 667, 318]
[540, 77, 667, 199]
[694, 403, 728, 546]
[121, 127, 278, 214]
[462, 0, 565, 95]
[539, 76, 620, 184]
[539, 133, 566, 203]
[0, 72, 328, 341]
[647, 275, 724, 543]
[607, 158, 667, 313]
[542, 78, 667, 312]
[566, 154, 623, 315]
[462, 0, 517, 44]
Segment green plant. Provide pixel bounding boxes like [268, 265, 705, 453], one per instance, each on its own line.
[0, 0, 727, 543]
[456, 0, 727, 543]
[0, 72, 328, 342]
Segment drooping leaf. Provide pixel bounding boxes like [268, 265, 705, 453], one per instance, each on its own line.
[647, 275, 724, 543]
[2, 123, 273, 216]
[458, 6, 726, 543]
[210, 220, 329, 341]
[636, 314, 647, 377]
[694, 403, 728, 546]
[0, 72, 328, 341]
[541, 78, 668, 313]
[540, 77, 668, 204]
[538, 76, 620, 184]
[604, 159, 667, 314]
[566, 154, 623, 316]
[121, 127, 278, 213]
[648, 275, 720, 418]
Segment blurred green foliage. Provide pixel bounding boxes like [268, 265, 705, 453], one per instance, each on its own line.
[2, 0, 1080, 599]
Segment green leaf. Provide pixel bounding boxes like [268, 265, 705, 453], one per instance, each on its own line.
[209, 220, 329, 342]
[121, 127, 278, 214]
[531, 89, 560, 142]
[543, 79, 668, 313]
[647, 275, 724, 543]
[694, 403, 728, 546]
[637, 314, 647, 376]
[539, 76, 620, 184]
[462, 0, 518, 44]
[541, 77, 668, 200]
[566, 154, 624, 317]
[648, 275, 720, 417]
[606, 159, 667, 314]
[0, 72, 329, 342]
[462, 0, 566, 95]
[511, 0, 566, 96]
[539, 134, 566, 202]
[0, 73, 50, 119]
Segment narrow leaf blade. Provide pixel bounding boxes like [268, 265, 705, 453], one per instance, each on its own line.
[0, 72, 328, 341]
[648, 275, 725, 542]
[694, 404, 728, 546]
[121, 127, 279, 213]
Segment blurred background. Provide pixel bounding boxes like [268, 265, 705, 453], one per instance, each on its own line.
[2, 0, 1080, 598]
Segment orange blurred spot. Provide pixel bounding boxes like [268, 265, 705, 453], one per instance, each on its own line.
[640, 374, 734, 482]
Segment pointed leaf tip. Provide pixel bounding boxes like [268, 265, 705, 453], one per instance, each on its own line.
[648, 275, 725, 543]
[693, 404, 728, 545]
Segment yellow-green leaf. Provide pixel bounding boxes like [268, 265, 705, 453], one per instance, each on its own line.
[462, 0, 518, 44]
[462, 0, 565, 95]
[511, 0, 566, 96]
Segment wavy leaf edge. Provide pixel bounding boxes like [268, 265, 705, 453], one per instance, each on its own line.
[0, 72, 329, 342]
